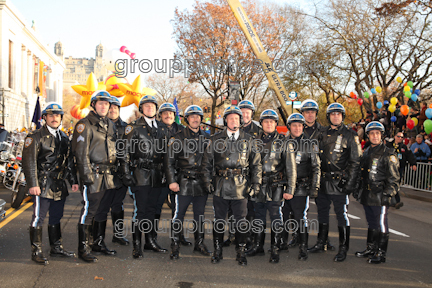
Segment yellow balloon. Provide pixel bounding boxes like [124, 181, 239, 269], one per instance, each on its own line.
[412, 117, 418, 126]
[388, 105, 396, 113]
[396, 77, 402, 83]
[390, 97, 398, 105]
[117, 75, 157, 107]
[403, 86, 410, 92]
[105, 74, 128, 97]
[376, 86, 382, 93]
[72, 73, 106, 109]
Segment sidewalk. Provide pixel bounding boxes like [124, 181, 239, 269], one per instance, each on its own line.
[400, 186, 432, 203]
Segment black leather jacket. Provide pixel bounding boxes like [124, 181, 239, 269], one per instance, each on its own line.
[359, 143, 400, 206]
[319, 124, 362, 195]
[242, 121, 262, 139]
[112, 117, 128, 137]
[304, 121, 322, 140]
[22, 125, 78, 200]
[257, 131, 296, 203]
[71, 111, 120, 193]
[165, 127, 210, 196]
[165, 122, 185, 138]
[120, 117, 169, 187]
[289, 134, 320, 197]
[202, 129, 262, 200]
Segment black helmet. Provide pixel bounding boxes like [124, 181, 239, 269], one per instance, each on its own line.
[42, 102, 64, 116]
[184, 105, 204, 124]
[259, 109, 279, 124]
[90, 90, 112, 107]
[138, 95, 158, 115]
[286, 113, 305, 125]
[326, 103, 346, 124]
[223, 106, 243, 126]
[158, 103, 176, 117]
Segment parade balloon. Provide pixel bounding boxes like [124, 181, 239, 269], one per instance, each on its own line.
[404, 86, 410, 92]
[371, 88, 376, 94]
[352, 94, 357, 99]
[390, 97, 398, 105]
[407, 81, 414, 88]
[415, 89, 421, 95]
[376, 86, 382, 93]
[426, 108, 432, 119]
[430, 104, 432, 109]
[71, 73, 106, 109]
[412, 117, 418, 126]
[389, 105, 396, 113]
[117, 75, 157, 107]
[425, 119, 432, 134]
[349, 92, 355, 98]
[364, 92, 369, 98]
[357, 98, 363, 105]
[407, 119, 415, 130]
[384, 100, 389, 105]
[396, 77, 402, 83]
[105, 74, 128, 97]
[377, 102, 383, 109]
[400, 105, 409, 116]
[405, 91, 411, 98]
[411, 93, 418, 102]
[391, 116, 397, 122]
[403, 83, 408, 86]
[70, 104, 90, 120]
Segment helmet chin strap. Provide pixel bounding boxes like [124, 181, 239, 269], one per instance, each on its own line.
[144, 114, 156, 119]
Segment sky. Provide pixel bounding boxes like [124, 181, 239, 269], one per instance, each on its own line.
[12, 0, 316, 62]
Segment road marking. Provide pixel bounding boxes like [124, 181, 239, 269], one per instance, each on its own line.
[389, 228, 410, 238]
[0, 200, 33, 229]
[348, 214, 361, 219]
[3, 196, 31, 217]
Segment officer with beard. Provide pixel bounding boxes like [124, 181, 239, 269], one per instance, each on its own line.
[202, 106, 262, 266]
[355, 122, 399, 264]
[93, 96, 129, 246]
[120, 95, 168, 259]
[283, 113, 320, 261]
[246, 109, 296, 264]
[309, 103, 361, 262]
[165, 105, 212, 260]
[23, 102, 79, 265]
[72, 91, 120, 263]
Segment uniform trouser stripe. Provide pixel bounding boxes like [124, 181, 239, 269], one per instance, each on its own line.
[80, 186, 89, 224]
[173, 194, 179, 220]
[303, 196, 310, 227]
[31, 196, 40, 227]
[380, 206, 387, 233]
[132, 193, 137, 221]
[343, 195, 350, 226]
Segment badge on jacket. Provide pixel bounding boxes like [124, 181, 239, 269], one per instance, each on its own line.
[125, 125, 133, 135]
[25, 137, 33, 147]
[76, 124, 85, 134]
[390, 155, 398, 164]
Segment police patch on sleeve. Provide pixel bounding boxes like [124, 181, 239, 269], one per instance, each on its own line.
[76, 124, 85, 134]
[390, 155, 397, 164]
[25, 137, 33, 148]
[125, 125, 133, 135]
[168, 137, 175, 146]
[354, 136, 360, 145]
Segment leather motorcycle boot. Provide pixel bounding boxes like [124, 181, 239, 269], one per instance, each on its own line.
[334, 226, 350, 262]
[211, 228, 223, 264]
[132, 222, 143, 259]
[30, 226, 49, 265]
[77, 224, 97, 263]
[288, 231, 299, 248]
[298, 230, 309, 261]
[269, 230, 281, 264]
[48, 223, 76, 257]
[193, 223, 211, 256]
[355, 228, 379, 258]
[235, 230, 247, 266]
[153, 214, 161, 241]
[326, 239, 336, 251]
[246, 225, 265, 256]
[223, 231, 235, 247]
[279, 228, 289, 251]
[245, 215, 254, 251]
[170, 222, 181, 260]
[308, 223, 329, 253]
[368, 232, 389, 264]
[179, 230, 193, 246]
[144, 222, 167, 253]
[92, 220, 117, 255]
[111, 210, 129, 246]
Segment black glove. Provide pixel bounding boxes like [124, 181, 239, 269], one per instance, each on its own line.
[249, 184, 261, 197]
[205, 183, 215, 195]
[352, 190, 359, 200]
[309, 188, 318, 198]
[122, 174, 136, 187]
[381, 195, 391, 206]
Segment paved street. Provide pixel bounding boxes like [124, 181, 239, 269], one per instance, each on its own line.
[1, 186, 431, 288]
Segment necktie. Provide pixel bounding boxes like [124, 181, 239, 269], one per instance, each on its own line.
[55, 131, 61, 146]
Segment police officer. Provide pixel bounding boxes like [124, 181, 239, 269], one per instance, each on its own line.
[23, 102, 78, 265]
[202, 106, 262, 266]
[301, 99, 322, 140]
[309, 103, 361, 262]
[120, 95, 168, 258]
[72, 90, 120, 263]
[282, 113, 320, 261]
[93, 96, 129, 246]
[355, 122, 400, 264]
[246, 109, 296, 264]
[154, 103, 191, 246]
[165, 105, 212, 260]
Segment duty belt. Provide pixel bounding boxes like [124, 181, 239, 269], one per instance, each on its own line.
[262, 171, 283, 184]
[92, 163, 117, 174]
[132, 159, 157, 170]
[322, 171, 343, 180]
[180, 169, 203, 180]
[217, 168, 249, 177]
[297, 177, 310, 187]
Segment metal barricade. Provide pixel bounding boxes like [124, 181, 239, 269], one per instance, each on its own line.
[401, 162, 432, 192]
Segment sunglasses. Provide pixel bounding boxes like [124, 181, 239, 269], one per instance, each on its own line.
[396, 136, 404, 138]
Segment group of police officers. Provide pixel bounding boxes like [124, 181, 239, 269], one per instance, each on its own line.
[21, 90, 400, 267]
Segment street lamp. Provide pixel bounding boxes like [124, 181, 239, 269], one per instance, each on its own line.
[0, 88, 11, 126]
